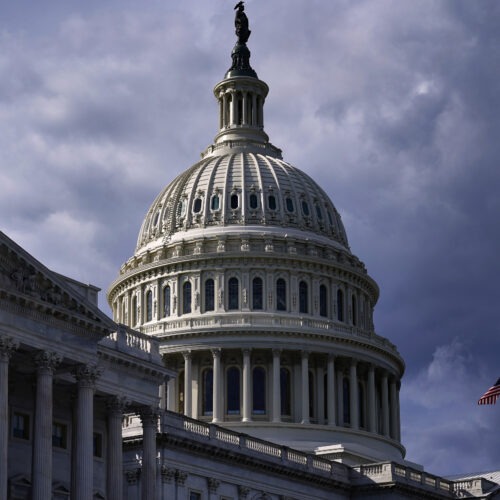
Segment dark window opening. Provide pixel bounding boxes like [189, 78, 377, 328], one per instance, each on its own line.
[252, 277, 263, 310]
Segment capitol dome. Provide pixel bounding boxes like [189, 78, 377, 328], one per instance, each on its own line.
[108, 5, 405, 466]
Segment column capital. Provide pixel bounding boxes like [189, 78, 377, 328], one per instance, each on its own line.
[34, 350, 62, 375]
[207, 477, 220, 493]
[327, 353, 336, 362]
[300, 350, 310, 360]
[238, 485, 250, 499]
[106, 395, 129, 416]
[272, 348, 282, 357]
[73, 363, 102, 389]
[138, 405, 160, 428]
[242, 348, 252, 356]
[175, 469, 188, 486]
[211, 348, 221, 359]
[0, 336, 19, 362]
[182, 350, 192, 361]
[349, 358, 358, 367]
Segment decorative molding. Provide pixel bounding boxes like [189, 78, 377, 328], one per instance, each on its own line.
[72, 363, 102, 389]
[34, 350, 62, 375]
[175, 469, 188, 486]
[207, 477, 220, 493]
[160, 465, 176, 483]
[0, 335, 19, 362]
[125, 469, 140, 485]
[106, 395, 130, 416]
[138, 405, 160, 427]
[238, 485, 250, 499]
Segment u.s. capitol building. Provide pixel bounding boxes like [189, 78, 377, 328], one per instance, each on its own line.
[1, 4, 498, 499]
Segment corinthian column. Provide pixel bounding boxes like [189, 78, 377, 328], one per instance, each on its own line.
[326, 354, 336, 426]
[211, 349, 221, 423]
[139, 407, 159, 500]
[349, 360, 359, 430]
[182, 351, 192, 418]
[300, 351, 309, 424]
[272, 349, 281, 423]
[72, 364, 101, 500]
[32, 351, 62, 500]
[242, 349, 251, 422]
[0, 337, 19, 499]
[106, 396, 129, 500]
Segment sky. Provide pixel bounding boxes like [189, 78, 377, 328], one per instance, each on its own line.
[1, 0, 499, 477]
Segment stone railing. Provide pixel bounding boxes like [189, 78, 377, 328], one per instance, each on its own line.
[352, 462, 454, 496]
[160, 410, 349, 483]
[99, 323, 162, 362]
[140, 314, 398, 354]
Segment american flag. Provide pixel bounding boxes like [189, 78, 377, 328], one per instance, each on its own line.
[478, 378, 500, 405]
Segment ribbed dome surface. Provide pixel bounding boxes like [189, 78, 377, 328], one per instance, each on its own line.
[136, 152, 349, 253]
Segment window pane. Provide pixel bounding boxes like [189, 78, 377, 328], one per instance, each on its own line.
[343, 378, 350, 424]
[52, 423, 67, 449]
[193, 198, 202, 213]
[164, 286, 171, 317]
[178, 370, 185, 414]
[146, 291, 153, 322]
[183, 282, 192, 314]
[268, 195, 277, 210]
[337, 289, 344, 322]
[352, 295, 357, 326]
[93, 433, 103, 458]
[276, 279, 286, 311]
[205, 279, 215, 312]
[211, 195, 220, 210]
[230, 194, 239, 209]
[315, 204, 323, 220]
[227, 367, 240, 414]
[299, 281, 308, 314]
[228, 278, 239, 310]
[252, 367, 266, 414]
[309, 371, 315, 418]
[249, 193, 258, 209]
[302, 200, 310, 216]
[12, 413, 29, 440]
[252, 277, 263, 310]
[286, 197, 294, 213]
[319, 284, 327, 317]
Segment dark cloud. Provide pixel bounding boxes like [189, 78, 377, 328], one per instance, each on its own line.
[0, 0, 499, 475]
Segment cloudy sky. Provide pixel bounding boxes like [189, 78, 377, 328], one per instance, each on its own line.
[1, 0, 499, 477]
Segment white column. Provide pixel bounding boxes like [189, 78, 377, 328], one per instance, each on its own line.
[381, 372, 390, 437]
[272, 349, 281, 423]
[212, 349, 221, 423]
[32, 351, 61, 500]
[242, 91, 248, 125]
[367, 365, 376, 433]
[396, 383, 401, 441]
[242, 349, 251, 422]
[183, 352, 192, 418]
[390, 378, 398, 440]
[222, 93, 228, 128]
[251, 94, 257, 125]
[139, 407, 159, 500]
[349, 360, 359, 430]
[73, 364, 100, 500]
[327, 354, 336, 426]
[0, 337, 18, 499]
[336, 368, 344, 426]
[106, 396, 128, 500]
[300, 351, 309, 424]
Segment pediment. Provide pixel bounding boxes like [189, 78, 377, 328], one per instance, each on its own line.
[0, 231, 116, 338]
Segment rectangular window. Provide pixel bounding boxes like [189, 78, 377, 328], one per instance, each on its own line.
[52, 422, 67, 449]
[189, 492, 201, 500]
[93, 432, 103, 458]
[12, 412, 30, 440]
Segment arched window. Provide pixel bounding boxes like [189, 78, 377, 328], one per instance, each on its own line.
[227, 367, 240, 415]
[280, 368, 291, 416]
[276, 278, 286, 311]
[230, 193, 239, 210]
[249, 193, 258, 209]
[315, 203, 323, 220]
[202, 369, 213, 416]
[163, 286, 171, 317]
[352, 294, 357, 326]
[299, 281, 308, 314]
[252, 367, 266, 415]
[228, 277, 239, 310]
[343, 377, 350, 425]
[358, 382, 365, 428]
[285, 197, 294, 213]
[308, 371, 315, 419]
[178, 370, 185, 414]
[319, 284, 328, 317]
[337, 289, 344, 322]
[183, 282, 192, 314]
[146, 290, 153, 322]
[205, 279, 215, 312]
[252, 277, 263, 310]
[131, 296, 137, 326]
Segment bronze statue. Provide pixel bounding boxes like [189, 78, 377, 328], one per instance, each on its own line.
[234, 1, 251, 44]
